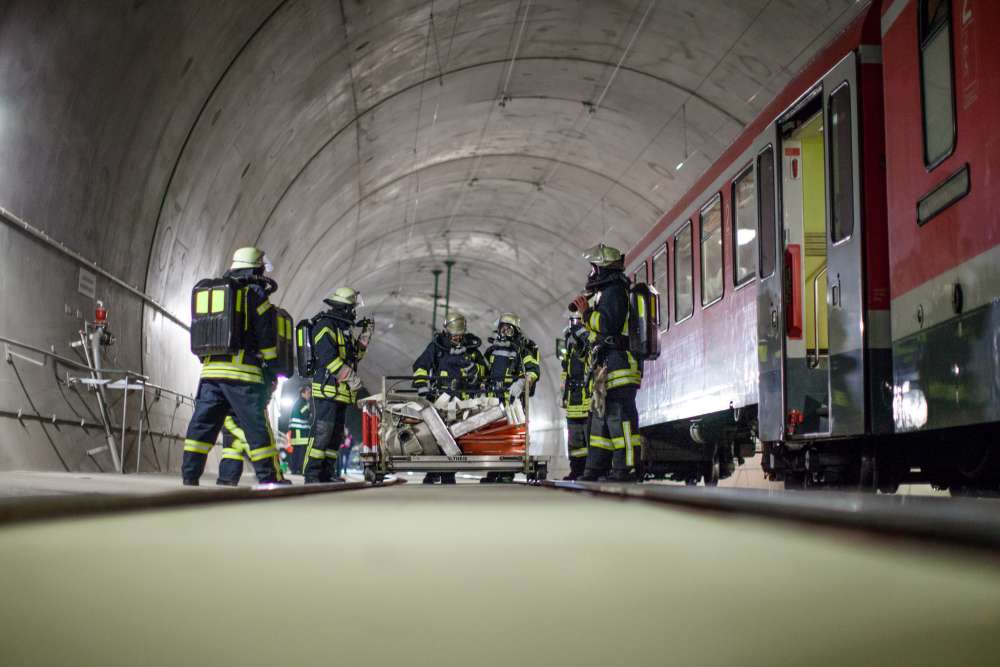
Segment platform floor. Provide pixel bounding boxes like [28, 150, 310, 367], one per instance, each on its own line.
[0, 483, 998, 665]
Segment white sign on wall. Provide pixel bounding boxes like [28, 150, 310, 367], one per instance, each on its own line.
[78, 267, 97, 299]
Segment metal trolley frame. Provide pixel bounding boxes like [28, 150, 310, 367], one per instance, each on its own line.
[360, 376, 549, 484]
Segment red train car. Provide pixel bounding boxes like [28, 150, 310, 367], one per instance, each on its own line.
[626, 0, 1000, 493]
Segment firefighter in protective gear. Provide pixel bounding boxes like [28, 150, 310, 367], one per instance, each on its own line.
[303, 287, 370, 484]
[571, 243, 642, 482]
[412, 311, 486, 484]
[481, 312, 539, 483]
[216, 379, 289, 485]
[285, 386, 312, 475]
[182, 247, 282, 486]
[561, 312, 591, 480]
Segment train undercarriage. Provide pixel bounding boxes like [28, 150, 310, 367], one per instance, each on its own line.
[761, 422, 1000, 496]
[641, 406, 757, 486]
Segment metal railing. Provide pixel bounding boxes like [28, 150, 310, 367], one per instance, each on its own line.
[1, 333, 193, 473]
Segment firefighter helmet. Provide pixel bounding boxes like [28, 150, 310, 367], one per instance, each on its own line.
[444, 312, 467, 337]
[231, 246, 268, 270]
[581, 243, 623, 268]
[326, 286, 361, 307]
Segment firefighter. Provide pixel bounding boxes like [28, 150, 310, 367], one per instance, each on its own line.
[570, 243, 642, 482]
[561, 311, 591, 480]
[412, 311, 486, 484]
[481, 312, 539, 484]
[216, 379, 289, 485]
[285, 385, 312, 475]
[181, 247, 282, 486]
[303, 287, 372, 484]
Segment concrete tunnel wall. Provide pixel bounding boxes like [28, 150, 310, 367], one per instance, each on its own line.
[0, 0, 865, 474]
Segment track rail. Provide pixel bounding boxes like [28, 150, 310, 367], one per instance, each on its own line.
[540, 480, 1000, 551]
[0, 478, 404, 526]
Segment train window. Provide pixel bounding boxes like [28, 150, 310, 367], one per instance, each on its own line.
[918, 0, 955, 168]
[732, 166, 756, 286]
[674, 222, 694, 322]
[700, 194, 724, 307]
[828, 83, 855, 243]
[757, 146, 777, 278]
[651, 245, 668, 330]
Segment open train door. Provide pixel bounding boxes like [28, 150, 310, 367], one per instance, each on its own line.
[822, 52, 866, 437]
[754, 124, 785, 442]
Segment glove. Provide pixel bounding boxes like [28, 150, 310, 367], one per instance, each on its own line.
[571, 294, 590, 318]
[336, 365, 364, 392]
[509, 378, 525, 399]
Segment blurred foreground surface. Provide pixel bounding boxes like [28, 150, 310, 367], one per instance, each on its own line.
[0, 483, 997, 666]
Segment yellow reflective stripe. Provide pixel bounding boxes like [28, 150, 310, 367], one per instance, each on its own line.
[260, 346, 278, 361]
[588, 311, 600, 332]
[248, 445, 279, 461]
[183, 439, 214, 454]
[569, 447, 588, 458]
[221, 448, 244, 461]
[194, 290, 210, 314]
[290, 437, 311, 445]
[256, 300, 272, 316]
[607, 376, 641, 389]
[325, 450, 339, 460]
[307, 447, 326, 460]
[326, 357, 344, 373]
[200, 369, 263, 384]
[590, 435, 614, 451]
[624, 422, 635, 467]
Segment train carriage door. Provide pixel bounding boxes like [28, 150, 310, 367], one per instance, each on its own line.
[823, 52, 867, 437]
[754, 125, 785, 442]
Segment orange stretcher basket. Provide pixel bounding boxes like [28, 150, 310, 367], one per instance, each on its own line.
[457, 421, 527, 455]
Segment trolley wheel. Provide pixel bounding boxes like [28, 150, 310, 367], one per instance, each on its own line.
[364, 467, 376, 484]
[537, 465, 548, 482]
[374, 473, 385, 485]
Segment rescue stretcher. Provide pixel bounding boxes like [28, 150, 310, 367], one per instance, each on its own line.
[359, 376, 549, 484]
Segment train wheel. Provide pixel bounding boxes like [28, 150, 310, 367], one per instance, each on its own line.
[702, 451, 720, 487]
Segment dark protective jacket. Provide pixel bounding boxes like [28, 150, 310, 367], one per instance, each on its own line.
[287, 396, 312, 446]
[583, 271, 641, 390]
[485, 334, 540, 403]
[561, 322, 591, 419]
[412, 333, 486, 399]
[311, 305, 366, 404]
[200, 269, 278, 384]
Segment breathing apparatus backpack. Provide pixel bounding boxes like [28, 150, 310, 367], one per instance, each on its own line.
[190, 277, 245, 357]
[628, 282, 661, 362]
[295, 318, 316, 378]
[273, 307, 295, 378]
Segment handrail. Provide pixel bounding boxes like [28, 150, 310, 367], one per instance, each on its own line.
[808, 264, 829, 368]
[1, 333, 193, 404]
[0, 205, 188, 329]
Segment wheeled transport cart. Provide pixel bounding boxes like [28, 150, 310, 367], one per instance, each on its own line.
[359, 376, 548, 484]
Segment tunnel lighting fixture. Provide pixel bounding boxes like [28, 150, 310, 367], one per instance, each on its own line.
[675, 161, 685, 171]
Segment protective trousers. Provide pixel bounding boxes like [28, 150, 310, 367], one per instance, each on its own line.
[584, 386, 640, 481]
[303, 398, 346, 483]
[217, 415, 286, 486]
[287, 435, 308, 475]
[182, 380, 280, 484]
[567, 417, 589, 478]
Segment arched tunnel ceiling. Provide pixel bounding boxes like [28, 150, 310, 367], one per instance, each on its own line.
[146, 0, 866, 411]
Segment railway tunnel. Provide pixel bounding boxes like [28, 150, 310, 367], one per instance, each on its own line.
[2, 0, 1000, 664]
